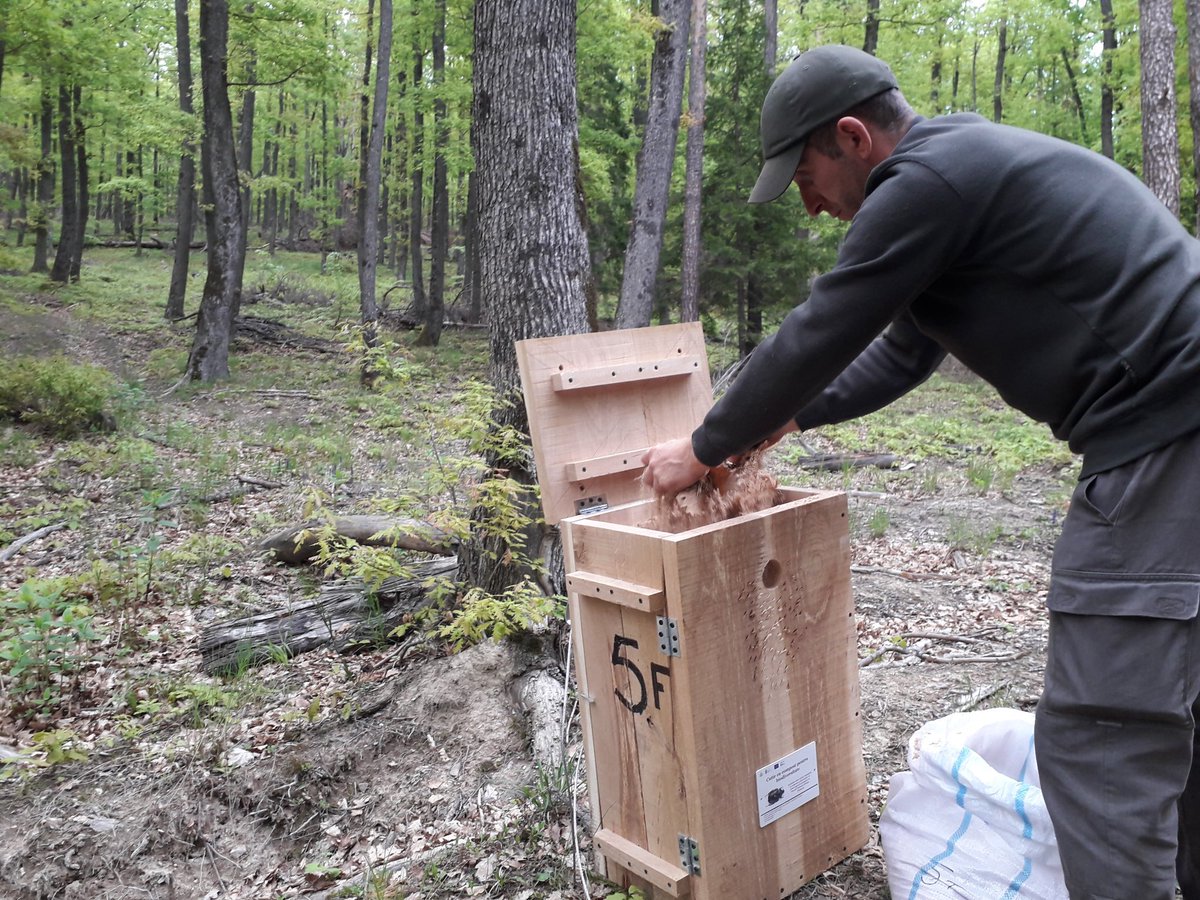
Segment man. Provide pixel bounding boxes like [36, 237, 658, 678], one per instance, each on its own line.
[640, 44, 1200, 900]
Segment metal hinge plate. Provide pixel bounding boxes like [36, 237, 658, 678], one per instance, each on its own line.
[657, 616, 680, 656]
[678, 834, 701, 875]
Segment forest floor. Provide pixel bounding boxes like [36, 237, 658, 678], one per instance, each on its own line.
[0, 247, 1079, 900]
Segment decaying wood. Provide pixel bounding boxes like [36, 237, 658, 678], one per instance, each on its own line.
[259, 515, 457, 564]
[859, 627, 1024, 667]
[199, 556, 456, 674]
[234, 315, 339, 353]
[793, 452, 898, 471]
[0, 522, 66, 563]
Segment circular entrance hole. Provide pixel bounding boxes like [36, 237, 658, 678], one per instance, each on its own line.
[762, 558, 782, 588]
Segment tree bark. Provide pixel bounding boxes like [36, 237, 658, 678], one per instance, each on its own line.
[357, 0, 392, 375]
[863, 0, 880, 56]
[236, 5, 256, 237]
[1059, 48, 1087, 141]
[1100, 0, 1117, 159]
[168, 0, 196, 320]
[464, 0, 591, 593]
[31, 88, 53, 273]
[1187, 0, 1200, 231]
[188, 0, 246, 382]
[614, 0, 691, 329]
[992, 18, 1007, 124]
[408, 28, 427, 321]
[71, 85, 87, 281]
[418, 0, 449, 347]
[763, 0, 777, 74]
[680, 0, 706, 323]
[50, 85, 79, 283]
[1140, 0, 1181, 215]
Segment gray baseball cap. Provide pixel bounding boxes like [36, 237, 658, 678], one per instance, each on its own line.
[749, 45, 899, 204]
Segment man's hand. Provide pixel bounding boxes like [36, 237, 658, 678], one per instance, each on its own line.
[641, 437, 711, 495]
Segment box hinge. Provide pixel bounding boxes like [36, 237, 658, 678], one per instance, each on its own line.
[678, 834, 701, 876]
[657, 616, 680, 657]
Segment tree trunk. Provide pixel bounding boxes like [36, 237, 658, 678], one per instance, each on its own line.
[863, 0, 880, 56]
[31, 88, 53, 273]
[1059, 48, 1087, 141]
[418, 0, 448, 347]
[1141, 0, 1181, 215]
[357, 0, 393, 378]
[188, 0, 246, 382]
[409, 31, 427, 320]
[463, 167, 481, 324]
[1187, 0, 1200, 231]
[71, 85, 87, 281]
[614, 0, 691, 329]
[50, 85, 79, 284]
[992, 18, 1007, 124]
[237, 8, 256, 238]
[680, 0, 707, 324]
[763, 0, 777, 74]
[1100, 0, 1117, 159]
[464, 0, 592, 594]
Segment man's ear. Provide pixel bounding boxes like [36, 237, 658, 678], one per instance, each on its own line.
[835, 116, 874, 160]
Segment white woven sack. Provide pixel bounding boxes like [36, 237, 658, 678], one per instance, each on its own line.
[878, 708, 1068, 900]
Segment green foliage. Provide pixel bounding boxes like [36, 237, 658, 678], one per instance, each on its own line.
[0, 355, 120, 437]
[434, 579, 564, 652]
[0, 728, 89, 781]
[867, 507, 891, 538]
[0, 579, 98, 718]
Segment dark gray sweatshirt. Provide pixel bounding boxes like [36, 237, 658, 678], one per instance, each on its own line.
[692, 113, 1200, 477]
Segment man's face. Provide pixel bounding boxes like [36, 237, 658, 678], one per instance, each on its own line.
[791, 143, 871, 222]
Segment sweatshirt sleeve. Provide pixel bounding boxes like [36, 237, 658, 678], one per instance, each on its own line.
[690, 159, 969, 468]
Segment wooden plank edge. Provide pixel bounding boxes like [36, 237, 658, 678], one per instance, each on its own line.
[567, 571, 666, 614]
[594, 828, 691, 897]
[551, 355, 703, 392]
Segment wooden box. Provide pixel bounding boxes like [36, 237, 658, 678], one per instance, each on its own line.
[516, 324, 868, 900]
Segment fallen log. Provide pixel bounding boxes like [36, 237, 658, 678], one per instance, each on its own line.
[259, 515, 457, 564]
[793, 452, 897, 471]
[199, 556, 457, 674]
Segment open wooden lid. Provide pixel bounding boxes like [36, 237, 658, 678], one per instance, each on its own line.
[516, 322, 713, 525]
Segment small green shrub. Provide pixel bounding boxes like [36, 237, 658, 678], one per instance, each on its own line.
[0, 355, 120, 437]
[0, 579, 98, 717]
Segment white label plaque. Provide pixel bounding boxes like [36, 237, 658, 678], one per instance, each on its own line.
[756, 741, 819, 827]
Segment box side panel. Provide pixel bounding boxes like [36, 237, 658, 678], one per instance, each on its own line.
[568, 520, 692, 889]
[664, 494, 868, 899]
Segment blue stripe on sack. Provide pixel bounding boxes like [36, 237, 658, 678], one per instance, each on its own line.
[1017, 733, 1034, 783]
[1001, 783, 1035, 898]
[908, 747, 974, 900]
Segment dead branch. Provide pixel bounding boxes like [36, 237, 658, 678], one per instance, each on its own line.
[259, 515, 457, 564]
[851, 565, 958, 582]
[0, 522, 66, 563]
[198, 557, 457, 675]
[793, 452, 897, 471]
[859, 629, 1023, 668]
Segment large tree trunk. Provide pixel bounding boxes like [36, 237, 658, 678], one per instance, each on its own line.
[1100, 0, 1117, 159]
[169, 0, 196, 321]
[188, 0, 246, 382]
[614, 0, 691, 330]
[464, 0, 591, 594]
[1141, 0, 1181, 214]
[356, 0, 392, 373]
[408, 30, 427, 321]
[419, 0, 448, 347]
[680, 0, 706, 324]
[49, 85, 79, 284]
[31, 88, 53, 274]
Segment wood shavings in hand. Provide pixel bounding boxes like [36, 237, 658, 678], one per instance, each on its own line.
[642, 447, 781, 533]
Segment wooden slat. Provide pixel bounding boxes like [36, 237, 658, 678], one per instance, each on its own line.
[594, 829, 691, 897]
[551, 355, 703, 392]
[567, 570, 666, 615]
[565, 448, 649, 482]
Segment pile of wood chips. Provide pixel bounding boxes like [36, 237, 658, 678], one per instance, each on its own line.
[643, 448, 782, 533]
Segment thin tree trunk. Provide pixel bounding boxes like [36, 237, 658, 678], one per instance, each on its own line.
[464, 167, 481, 323]
[188, 0, 246, 382]
[1100, 0, 1117, 159]
[357, 0, 393, 381]
[50, 85, 79, 283]
[31, 88, 53, 273]
[71, 85, 87, 281]
[680, 0, 707, 323]
[615, 0, 691, 329]
[408, 30, 427, 320]
[1141, 0, 1181, 214]
[763, 0, 777, 74]
[1059, 48, 1087, 141]
[167, 0, 196, 319]
[863, 0, 880, 56]
[418, 0, 448, 347]
[992, 18, 1007, 123]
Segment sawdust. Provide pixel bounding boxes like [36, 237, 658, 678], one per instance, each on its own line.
[642, 447, 782, 533]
